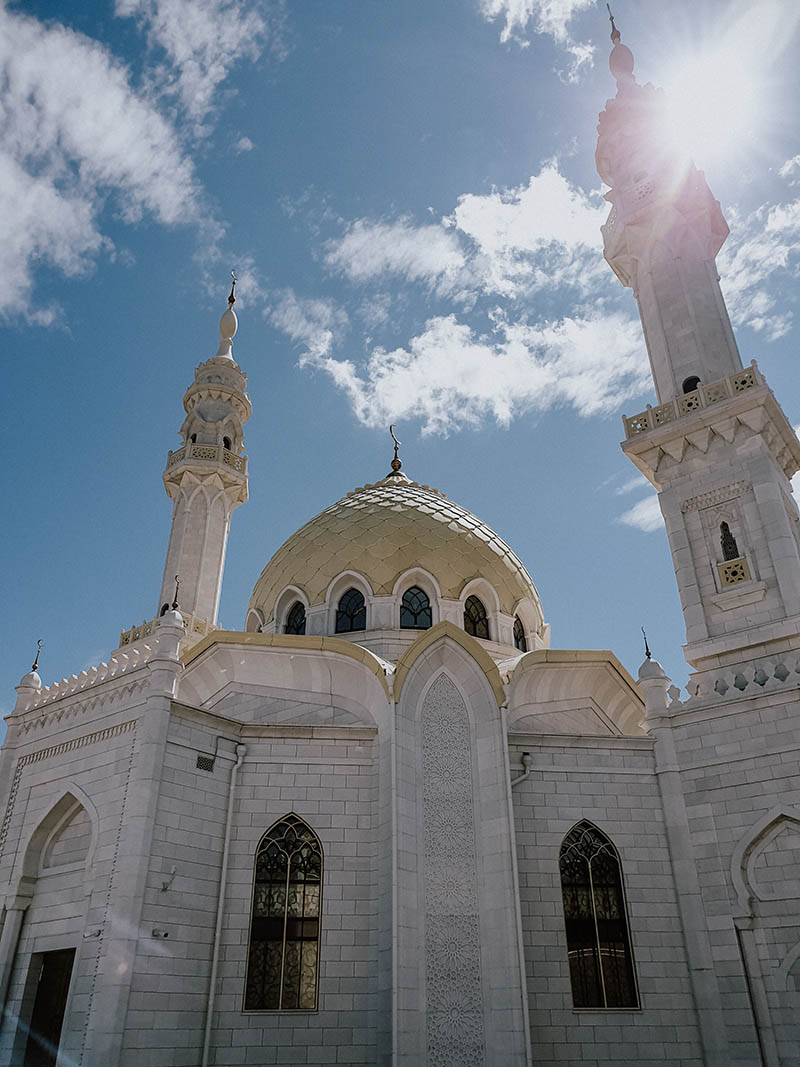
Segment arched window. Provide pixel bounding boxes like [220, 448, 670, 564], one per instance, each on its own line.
[400, 586, 432, 629]
[190, 433, 197, 443]
[559, 821, 638, 1009]
[284, 601, 306, 635]
[244, 815, 323, 1012]
[463, 595, 489, 640]
[720, 521, 740, 561]
[160, 603, 170, 616]
[682, 375, 701, 394]
[223, 435, 232, 450]
[335, 588, 366, 633]
[513, 616, 527, 652]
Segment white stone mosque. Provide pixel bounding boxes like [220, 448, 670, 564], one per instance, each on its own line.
[2, 17, 800, 1067]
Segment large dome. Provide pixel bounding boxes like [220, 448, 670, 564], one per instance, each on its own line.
[247, 469, 546, 643]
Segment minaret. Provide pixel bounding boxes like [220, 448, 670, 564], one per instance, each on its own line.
[157, 276, 251, 626]
[597, 17, 800, 679]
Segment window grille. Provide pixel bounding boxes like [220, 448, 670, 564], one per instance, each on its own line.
[400, 586, 432, 629]
[559, 821, 638, 1009]
[335, 588, 366, 633]
[513, 616, 527, 652]
[463, 595, 489, 640]
[720, 521, 740, 562]
[284, 601, 306, 635]
[244, 814, 323, 1012]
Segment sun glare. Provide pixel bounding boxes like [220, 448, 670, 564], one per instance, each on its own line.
[660, 46, 759, 167]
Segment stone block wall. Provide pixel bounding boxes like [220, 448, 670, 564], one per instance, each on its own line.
[509, 733, 704, 1067]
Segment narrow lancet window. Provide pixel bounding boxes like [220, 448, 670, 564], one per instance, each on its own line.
[335, 588, 366, 633]
[284, 601, 306, 635]
[463, 595, 489, 640]
[244, 815, 323, 1012]
[513, 616, 527, 652]
[400, 586, 432, 629]
[559, 821, 638, 1009]
[720, 521, 740, 561]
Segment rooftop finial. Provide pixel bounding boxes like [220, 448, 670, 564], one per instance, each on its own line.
[32, 639, 42, 673]
[641, 626, 652, 660]
[172, 574, 180, 610]
[217, 272, 239, 356]
[607, 3, 620, 43]
[389, 425, 402, 473]
[228, 270, 237, 308]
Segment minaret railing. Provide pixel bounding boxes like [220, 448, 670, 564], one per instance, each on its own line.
[166, 443, 247, 473]
[623, 362, 763, 439]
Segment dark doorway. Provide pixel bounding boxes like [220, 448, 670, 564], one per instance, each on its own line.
[23, 948, 75, 1067]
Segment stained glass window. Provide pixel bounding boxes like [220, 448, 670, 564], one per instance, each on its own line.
[463, 595, 489, 640]
[513, 616, 527, 652]
[284, 601, 306, 635]
[559, 821, 638, 1009]
[400, 586, 432, 629]
[244, 814, 323, 1012]
[335, 588, 366, 633]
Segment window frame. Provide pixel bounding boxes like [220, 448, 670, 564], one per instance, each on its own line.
[284, 600, 307, 635]
[463, 594, 490, 640]
[335, 587, 367, 633]
[513, 615, 527, 652]
[243, 814, 324, 1014]
[559, 821, 640, 1011]
[400, 585, 432, 630]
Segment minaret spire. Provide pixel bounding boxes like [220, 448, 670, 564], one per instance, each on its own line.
[157, 278, 252, 626]
[597, 28, 800, 682]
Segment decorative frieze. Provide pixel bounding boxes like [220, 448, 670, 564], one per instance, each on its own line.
[681, 482, 749, 513]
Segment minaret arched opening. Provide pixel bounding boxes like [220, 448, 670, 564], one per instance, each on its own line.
[682, 376, 701, 394]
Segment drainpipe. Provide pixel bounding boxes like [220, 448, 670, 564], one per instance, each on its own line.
[201, 742, 246, 1067]
[510, 752, 532, 789]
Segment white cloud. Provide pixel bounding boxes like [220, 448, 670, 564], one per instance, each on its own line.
[115, 0, 285, 127]
[235, 135, 255, 153]
[718, 193, 800, 341]
[449, 164, 606, 295]
[270, 290, 348, 361]
[614, 474, 650, 496]
[325, 218, 472, 300]
[479, 0, 596, 78]
[0, 6, 205, 320]
[324, 164, 606, 302]
[618, 495, 662, 534]
[296, 307, 648, 436]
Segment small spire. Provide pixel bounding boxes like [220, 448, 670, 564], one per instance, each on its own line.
[641, 626, 652, 660]
[32, 639, 42, 673]
[216, 271, 239, 357]
[228, 270, 237, 308]
[607, 3, 620, 43]
[172, 574, 180, 610]
[389, 424, 402, 473]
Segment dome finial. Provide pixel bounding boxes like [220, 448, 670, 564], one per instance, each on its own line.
[389, 424, 402, 473]
[32, 638, 42, 673]
[641, 626, 651, 660]
[607, 3, 620, 44]
[172, 574, 180, 610]
[216, 270, 239, 357]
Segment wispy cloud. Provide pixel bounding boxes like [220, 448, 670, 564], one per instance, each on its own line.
[618, 494, 662, 534]
[324, 164, 606, 302]
[0, 6, 206, 322]
[297, 306, 647, 436]
[479, 0, 596, 80]
[115, 0, 286, 129]
[718, 178, 800, 342]
[235, 135, 255, 153]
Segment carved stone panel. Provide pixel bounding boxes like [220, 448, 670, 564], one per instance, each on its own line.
[422, 673, 485, 1066]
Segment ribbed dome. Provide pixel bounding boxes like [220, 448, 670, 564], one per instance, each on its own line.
[248, 473, 544, 630]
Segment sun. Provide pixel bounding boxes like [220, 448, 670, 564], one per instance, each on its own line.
[659, 45, 760, 168]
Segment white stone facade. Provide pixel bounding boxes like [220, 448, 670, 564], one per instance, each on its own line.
[2, 24, 800, 1067]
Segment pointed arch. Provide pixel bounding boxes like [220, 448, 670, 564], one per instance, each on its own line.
[244, 814, 323, 1012]
[20, 787, 98, 881]
[559, 821, 638, 1009]
[393, 621, 505, 706]
[732, 806, 800, 913]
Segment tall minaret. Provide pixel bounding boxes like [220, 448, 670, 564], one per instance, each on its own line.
[157, 276, 251, 626]
[597, 17, 800, 679]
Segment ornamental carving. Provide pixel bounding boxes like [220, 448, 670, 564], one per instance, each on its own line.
[681, 481, 749, 512]
[422, 674, 485, 1066]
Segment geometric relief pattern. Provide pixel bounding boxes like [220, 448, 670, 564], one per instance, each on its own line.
[422, 674, 485, 1066]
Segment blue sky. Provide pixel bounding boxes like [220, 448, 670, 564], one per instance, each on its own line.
[2, 0, 800, 721]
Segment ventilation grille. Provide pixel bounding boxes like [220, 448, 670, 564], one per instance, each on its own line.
[196, 755, 215, 772]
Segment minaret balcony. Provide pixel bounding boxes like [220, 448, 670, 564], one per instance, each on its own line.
[623, 363, 762, 439]
[166, 442, 247, 474]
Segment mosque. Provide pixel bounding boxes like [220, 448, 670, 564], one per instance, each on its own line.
[2, 18, 800, 1067]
